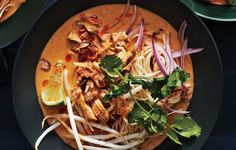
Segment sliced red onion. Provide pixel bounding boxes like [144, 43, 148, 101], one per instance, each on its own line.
[110, 0, 130, 28]
[127, 25, 140, 38]
[182, 84, 189, 96]
[176, 19, 203, 65]
[178, 20, 187, 45]
[123, 0, 131, 16]
[178, 20, 188, 70]
[155, 44, 171, 74]
[134, 19, 144, 51]
[167, 108, 191, 115]
[164, 34, 176, 73]
[152, 34, 168, 76]
[172, 48, 204, 58]
[126, 5, 137, 33]
[183, 84, 189, 92]
[163, 100, 190, 115]
[181, 38, 188, 69]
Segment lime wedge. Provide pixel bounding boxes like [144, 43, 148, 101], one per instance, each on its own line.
[41, 61, 66, 106]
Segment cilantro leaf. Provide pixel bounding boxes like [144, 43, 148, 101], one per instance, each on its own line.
[128, 74, 166, 99]
[127, 101, 167, 134]
[144, 78, 166, 99]
[127, 101, 150, 123]
[127, 74, 148, 85]
[102, 82, 131, 103]
[166, 115, 201, 145]
[167, 68, 190, 87]
[128, 68, 190, 100]
[167, 129, 182, 145]
[100, 55, 123, 77]
[171, 115, 201, 138]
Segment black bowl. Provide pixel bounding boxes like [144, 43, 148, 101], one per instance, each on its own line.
[12, 0, 223, 150]
[0, 0, 47, 49]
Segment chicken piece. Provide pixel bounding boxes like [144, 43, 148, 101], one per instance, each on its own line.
[85, 91, 98, 102]
[92, 99, 109, 123]
[74, 62, 107, 88]
[71, 86, 81, 100]
[84, 80, 94, 93]
[111, 32, 128, 42]
[92, 69, 107, 88]
[110, 32, 134, 64]
[78, 47, 98, 62]
[84, 83, 107, 102]
[100, 33, 110, 42]
[75, 92, 97, 121]
[75, 105, 93, 135]
[111, 97, 134, 117]
[117, 47, 133, 64]
[71, 44, 98, 62]
[100, 33, 113, 50]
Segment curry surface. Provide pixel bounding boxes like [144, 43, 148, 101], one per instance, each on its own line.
[35, 4, 194, 149]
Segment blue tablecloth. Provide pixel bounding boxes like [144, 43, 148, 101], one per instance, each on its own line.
[0, 0, 236, 149]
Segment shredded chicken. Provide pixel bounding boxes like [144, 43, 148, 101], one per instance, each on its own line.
[75, 92, 97, 121]
[84, 91, 99, 102]
[111, 97, 134, 117]
[92, 99, 109, 123]
[111, 32, 128, 42]
[74, 62, 107, 88]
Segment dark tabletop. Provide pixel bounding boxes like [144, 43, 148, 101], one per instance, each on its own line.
[1, 1, 236, 150]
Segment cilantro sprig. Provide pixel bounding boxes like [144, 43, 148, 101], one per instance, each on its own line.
[102, 82, 131, 103]
[167, 115, 201, 145]
[100, 55, 190, 102]
[127, 99, 167, 134]
[127, 93, 201, 144]
[128, 68, 190, 100]
[100, 55, 124, 78]
[99, 55, 201, 145]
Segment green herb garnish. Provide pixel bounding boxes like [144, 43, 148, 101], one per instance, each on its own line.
[127, 100, 167, 134]
[128, 68, 190, 100]
[100, 55, 123, 78]
[100, 56, 190, 102]
[167, 115, 201, 145]
[102, 82, 131, 103]
[100, 55, 201, 145]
